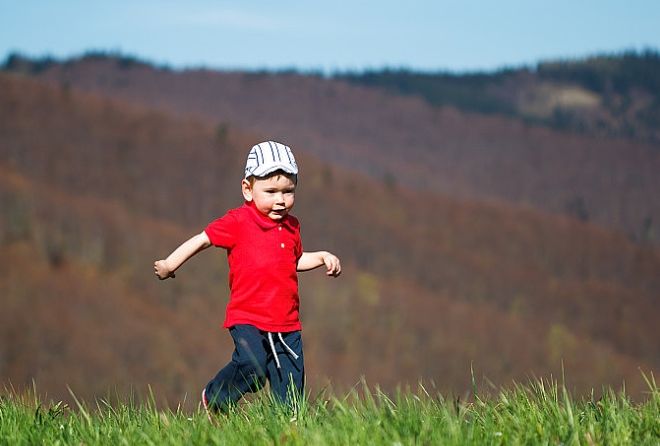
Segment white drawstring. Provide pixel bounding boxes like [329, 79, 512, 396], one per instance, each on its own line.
[267, 332, 280, 369]
[278, 333, 300, 359]
[267, 332, 300, 369]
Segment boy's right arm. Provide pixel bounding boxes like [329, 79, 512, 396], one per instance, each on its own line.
[154, 231, 211, 280]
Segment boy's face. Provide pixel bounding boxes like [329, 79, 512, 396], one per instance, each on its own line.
[242, 174, 296, 221]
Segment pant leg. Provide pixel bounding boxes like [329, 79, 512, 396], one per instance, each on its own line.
[266, 330, 305, 406]
[205, 324, 267, 410]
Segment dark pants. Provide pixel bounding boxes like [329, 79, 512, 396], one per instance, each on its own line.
[205, 324, 304, 410]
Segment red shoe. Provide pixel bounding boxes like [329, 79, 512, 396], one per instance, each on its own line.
[202, 389, 217, 425]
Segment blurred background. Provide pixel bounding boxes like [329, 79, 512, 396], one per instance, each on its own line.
[1, 1, 659, 410]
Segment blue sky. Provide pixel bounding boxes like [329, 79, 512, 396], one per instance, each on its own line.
[2, 1, 659, 73]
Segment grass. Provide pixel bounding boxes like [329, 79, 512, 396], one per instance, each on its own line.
[2, 374, 660, 445]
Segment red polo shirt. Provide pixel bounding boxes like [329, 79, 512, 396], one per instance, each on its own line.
[204, 201, 303, 332]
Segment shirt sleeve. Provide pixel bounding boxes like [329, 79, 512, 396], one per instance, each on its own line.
[204, 210, 238, 249]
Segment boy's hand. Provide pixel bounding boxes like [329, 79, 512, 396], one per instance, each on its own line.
[323, 253, 342, 277]
[154, 260, 176, 280]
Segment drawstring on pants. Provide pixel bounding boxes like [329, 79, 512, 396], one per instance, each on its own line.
[267, 332, 300, 369]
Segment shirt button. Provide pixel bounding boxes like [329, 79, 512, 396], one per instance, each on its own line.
[279, 226, 282, 231]
[281, 243, 285, 248]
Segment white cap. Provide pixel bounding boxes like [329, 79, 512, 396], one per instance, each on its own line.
[244, 141, 298, 179]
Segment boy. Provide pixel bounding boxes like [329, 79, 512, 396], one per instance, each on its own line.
[154, 141, 341, 421]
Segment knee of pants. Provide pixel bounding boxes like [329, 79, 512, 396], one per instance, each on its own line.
[233, 356, 267, 388]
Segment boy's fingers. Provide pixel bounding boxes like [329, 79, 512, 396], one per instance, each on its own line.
[155, 271, 175, 280]
[326, 262, 341, 276]
[326, 257, 341, 276]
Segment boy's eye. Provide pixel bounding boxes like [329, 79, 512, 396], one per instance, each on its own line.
[265, 189, 294, 194]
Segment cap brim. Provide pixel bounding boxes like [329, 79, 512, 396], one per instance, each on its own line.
[245, 163, 298, 179]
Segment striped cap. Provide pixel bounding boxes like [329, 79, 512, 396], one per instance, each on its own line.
[244, 141, 298, 179]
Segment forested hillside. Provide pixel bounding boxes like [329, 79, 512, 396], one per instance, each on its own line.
[7, 52, 659, 243]
[1, 57, 659, 409]
[339, 50, 660, 144]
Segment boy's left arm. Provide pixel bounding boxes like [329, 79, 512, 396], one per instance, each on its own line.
[297, 251, 341, 277]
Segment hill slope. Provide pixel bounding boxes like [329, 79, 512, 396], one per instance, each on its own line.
[338, 50, 660, 144]
[1, 71, 659, 408]
[9, 54, 660, 242]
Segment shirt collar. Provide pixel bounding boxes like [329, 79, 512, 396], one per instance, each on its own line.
[244, 201, 291, 230]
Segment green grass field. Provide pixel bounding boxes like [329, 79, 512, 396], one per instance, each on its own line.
[2, 374, 660, 445]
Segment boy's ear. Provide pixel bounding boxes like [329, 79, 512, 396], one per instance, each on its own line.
[241, 179, 253, 202]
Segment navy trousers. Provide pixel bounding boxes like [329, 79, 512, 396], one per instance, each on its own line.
[205, 324, 304, 410]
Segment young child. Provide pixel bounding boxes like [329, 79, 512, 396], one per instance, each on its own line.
[154, 141, 341, 420]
